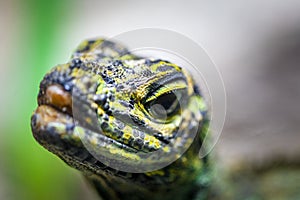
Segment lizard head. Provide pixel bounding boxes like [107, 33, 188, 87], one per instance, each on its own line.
[31, 39, 208, 181]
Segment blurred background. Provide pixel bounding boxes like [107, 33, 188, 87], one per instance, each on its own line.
[0, 0, 299, 199]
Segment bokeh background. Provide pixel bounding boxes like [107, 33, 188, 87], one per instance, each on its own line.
[1, 0, 300, 199]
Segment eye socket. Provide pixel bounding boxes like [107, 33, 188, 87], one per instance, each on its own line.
[145, 90, 183, 120]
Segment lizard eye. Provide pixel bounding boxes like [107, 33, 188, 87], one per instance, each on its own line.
[145, 90, 183, 120]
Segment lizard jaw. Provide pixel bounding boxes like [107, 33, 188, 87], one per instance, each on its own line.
[31, 83, 141, 174]
[31, 83, 180, 173]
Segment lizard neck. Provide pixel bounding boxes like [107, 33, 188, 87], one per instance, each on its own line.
[85, 137, 212, 200]
[88, 175, 209, 200]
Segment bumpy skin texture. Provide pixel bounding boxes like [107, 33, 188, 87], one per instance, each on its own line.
[31, 39, 211, 200]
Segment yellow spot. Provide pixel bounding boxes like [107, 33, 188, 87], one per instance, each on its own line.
[154, 141, 161, 149]
[90, 136, 98, 146]
[71, 127, 84, 143]
[85, 117, 92, 124]
[163, 146, 170, 153]
[149, 138, 153, 146]
[144, 135, 150, 142]
[109, 148, 140, 161]
[122, 152, 140, 161]
[120, 54, 136, 60]
[109, 148, 119, 155]
[122, 126, 132, 141]
[123, 132, 131, 140]
[97, 107, 104, 115]
[145, 170, 165, 176]
[91, 102, 98, 109]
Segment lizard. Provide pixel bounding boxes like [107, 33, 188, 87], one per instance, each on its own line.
[30, 38, 212, 200]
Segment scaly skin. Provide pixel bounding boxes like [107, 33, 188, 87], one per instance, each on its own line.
[31, 39, 212, 200]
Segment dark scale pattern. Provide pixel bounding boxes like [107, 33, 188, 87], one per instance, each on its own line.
[112, 60, 123, 66]
[102, 75, 116, 85]
[93, 94, 107, 105]
[129, 114, 146, 127]
[70, 58, 83, 69]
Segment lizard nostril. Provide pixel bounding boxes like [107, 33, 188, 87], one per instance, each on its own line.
[45, 84, 72, 114]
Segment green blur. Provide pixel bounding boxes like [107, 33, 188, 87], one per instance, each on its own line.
[2, 1, 82, 200]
